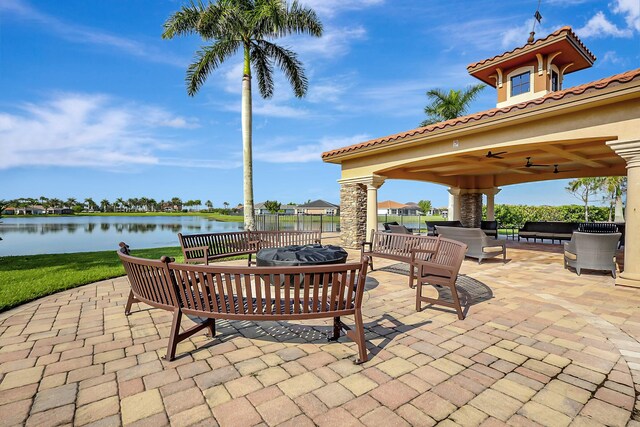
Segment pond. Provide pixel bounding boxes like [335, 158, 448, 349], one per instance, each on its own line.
[0, 216, 244, 256]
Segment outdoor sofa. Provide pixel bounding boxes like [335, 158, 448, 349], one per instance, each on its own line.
[518, 221, 579, 243]
[425, 220, 462, 236]
[436, 226, 506, 264]
[118, 243, 371, 363]
[563, 232, 621, 277]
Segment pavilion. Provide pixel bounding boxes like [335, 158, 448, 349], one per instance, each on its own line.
[322, 27, 640, 288]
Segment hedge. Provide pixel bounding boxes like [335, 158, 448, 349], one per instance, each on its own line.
[487, 204, 612, 226]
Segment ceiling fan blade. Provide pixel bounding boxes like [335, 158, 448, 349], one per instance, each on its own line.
[486, 150, 506, 159]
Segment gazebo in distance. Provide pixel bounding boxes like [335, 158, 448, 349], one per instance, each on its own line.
[322, 27, 640, 288]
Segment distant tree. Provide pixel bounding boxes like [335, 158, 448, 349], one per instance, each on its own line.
[223, 202, 229, 210]
[566, 178, 604, 221]
[66, 198, 78, 209]
[100, 199, 110, 212]
[171, 197, 183, 211]
[418, 200, 432, 215]
[0, 199, 9, 216]
[205, 200, 213, 211]
[163, 0, 323, 231]
[263, 200, 282, 214]
[84, 198, 98, 212]
[420, 84, 485, 127]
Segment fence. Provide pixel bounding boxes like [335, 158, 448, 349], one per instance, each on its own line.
[255, 213, 339, 232]
[254, 213, 446, 233]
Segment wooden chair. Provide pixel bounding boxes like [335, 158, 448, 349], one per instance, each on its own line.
[411, 237, 468, 319]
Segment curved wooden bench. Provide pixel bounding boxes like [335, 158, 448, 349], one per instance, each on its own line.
[178, 230, 321, 266]
[361, 231, 443, 287]
[118, 243, 370, 363]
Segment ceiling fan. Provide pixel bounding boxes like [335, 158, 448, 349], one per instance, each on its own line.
[553, 164, 579, 174]
[486, 151, 507, 159]
[524, 157, 549, 168]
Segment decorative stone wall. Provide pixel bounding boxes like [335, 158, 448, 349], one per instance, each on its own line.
[460, 193, 482, 228]
[340, 183, 367, 248]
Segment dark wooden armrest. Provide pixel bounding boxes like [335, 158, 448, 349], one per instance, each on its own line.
[360, 241, 372, 251]
[412, 258, 456, 274]
[184, 245, 209, 254]
[409, 247, 437, 262]
[247, 240, 261, 250]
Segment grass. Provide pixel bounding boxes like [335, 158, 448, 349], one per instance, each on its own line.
[0, 246, 185, 312]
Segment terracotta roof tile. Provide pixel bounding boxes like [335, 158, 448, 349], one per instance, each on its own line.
[322, 68, 640, 160]
[466, 26, 595, 71]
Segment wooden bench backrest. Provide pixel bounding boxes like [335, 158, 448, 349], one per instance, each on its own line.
[168, 259, 367, 320]
[178, 231, 322, 261]
[370, 230, 440, 261]
[117, 246, 180, 311]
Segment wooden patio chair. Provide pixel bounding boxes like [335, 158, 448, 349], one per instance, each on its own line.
[411, 237, 468, 319]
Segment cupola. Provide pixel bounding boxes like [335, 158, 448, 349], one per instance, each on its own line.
[467, 27, 596, 108]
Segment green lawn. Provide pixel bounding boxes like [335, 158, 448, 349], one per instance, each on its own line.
[0, 246, 184, 312]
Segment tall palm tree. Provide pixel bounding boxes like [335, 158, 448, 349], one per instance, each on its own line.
[163, 0, 323, 231]
[602, 176, 626, 222]
[420, 84, 485, 127]
[100, 199, 110, 213]
[566, 177, 604, 221]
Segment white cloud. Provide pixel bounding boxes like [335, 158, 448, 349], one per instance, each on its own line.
[435, 17, 524, 52]
[299, 0, 384, 17]
[600, 50, 624, 65]
[255, 134, 369, 163]
[0, 0, 186, 66]
[612, 0, 640, 32]
[575, 11, 633, 38]
[291, 26, 367, 58]
[0, 93, 210, 170]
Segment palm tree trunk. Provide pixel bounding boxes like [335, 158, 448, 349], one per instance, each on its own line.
[242, 47, 255, 231]
[615, 194, 625, 222]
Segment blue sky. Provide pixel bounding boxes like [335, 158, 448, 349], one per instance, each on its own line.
[1, 0, 638, 208]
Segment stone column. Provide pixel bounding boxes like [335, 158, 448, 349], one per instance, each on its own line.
[448, 188, 461, 220]
[483, 187, 501, 221]
[460, 193, 482, 228]
[339, 182, 367, 248]
[338, 175, 385, 248]
[607, 139, 640, 288]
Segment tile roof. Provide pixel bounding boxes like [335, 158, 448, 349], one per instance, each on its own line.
[297, 199, 339, 208]
[378, 200, 407, 209]
[466, 26, 596, 71]
[322, 68, 640, 160]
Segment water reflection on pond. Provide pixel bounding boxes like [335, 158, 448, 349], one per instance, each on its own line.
[0, 216, 244, 256]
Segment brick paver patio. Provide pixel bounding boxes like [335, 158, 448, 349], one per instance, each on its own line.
[1, 237, 639, 426]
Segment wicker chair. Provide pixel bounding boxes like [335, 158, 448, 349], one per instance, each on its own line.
[435, 226, 506, 264]
[563, 232, 621, 277]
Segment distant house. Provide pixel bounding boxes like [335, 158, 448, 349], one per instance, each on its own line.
[378, 200, 421, 215]
[2, 207, 17, 215]
[254, 202, 297, 215]
[296, 200, 339, 215]
[6, 205, 47, 215]
[47, 207, 73, 215]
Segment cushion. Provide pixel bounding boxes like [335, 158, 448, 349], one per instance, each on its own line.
[483, 246, 505, 253]
[564, 251, 577, 261]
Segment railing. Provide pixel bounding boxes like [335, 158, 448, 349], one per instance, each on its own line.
[254, 213, 449, 233]
[255, 213, 339, 232]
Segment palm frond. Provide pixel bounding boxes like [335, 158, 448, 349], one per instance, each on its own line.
[256, 40, 307, 98]
[186, 39, 241, 96]
[162, 1, 206, 39]
[250, 46, 275, 98]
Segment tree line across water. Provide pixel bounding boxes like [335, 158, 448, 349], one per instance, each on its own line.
[0, 197, 237, 215]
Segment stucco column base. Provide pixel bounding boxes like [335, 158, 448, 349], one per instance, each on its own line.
[607, 139, 640, 288]
[615, 273, 640, 289]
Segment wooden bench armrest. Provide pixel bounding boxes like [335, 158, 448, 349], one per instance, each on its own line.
[183, 246, 209, 264]
[411, 258, 457, 275]
[409, 247, 437, 262]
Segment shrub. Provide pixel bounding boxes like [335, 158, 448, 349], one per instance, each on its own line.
[491, 204, 611, 226]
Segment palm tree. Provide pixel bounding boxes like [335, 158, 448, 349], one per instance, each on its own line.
[206, 200, 213, 211]
[420, 84, 485, 127]
[163, 0, 323, 230]
[566, 178, 604, 221]
[100, 199, 110, 212]
[601, 176, 627, 222]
